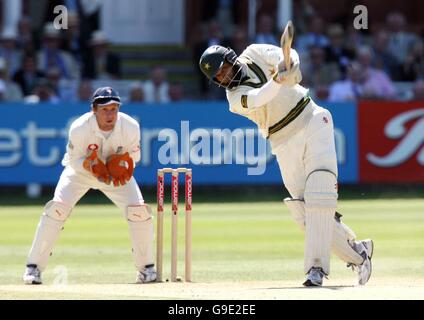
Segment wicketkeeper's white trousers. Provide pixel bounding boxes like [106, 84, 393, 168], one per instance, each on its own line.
[54, 166, 145, 209]
[26, 166, 154, 272]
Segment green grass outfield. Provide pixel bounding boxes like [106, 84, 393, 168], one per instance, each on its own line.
[1, 197, 424, 299]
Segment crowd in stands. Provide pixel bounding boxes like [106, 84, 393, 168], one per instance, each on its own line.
[0, 3, 183, 104]
[193, 6, 424, 102]
[0, 1, 423, 104]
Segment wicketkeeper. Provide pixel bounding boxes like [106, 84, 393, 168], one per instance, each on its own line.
[199, 31, 373, 286]
[23, 87, 157, 284]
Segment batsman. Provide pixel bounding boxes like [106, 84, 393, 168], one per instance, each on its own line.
[199, 21, 373, 286]
[23, 87, 157, 284]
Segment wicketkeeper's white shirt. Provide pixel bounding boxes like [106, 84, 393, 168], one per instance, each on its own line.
[61, 112, 141, 176]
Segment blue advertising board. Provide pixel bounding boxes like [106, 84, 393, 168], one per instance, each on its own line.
[0, 101, 358, 185]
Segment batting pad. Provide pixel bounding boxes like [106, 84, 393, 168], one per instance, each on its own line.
[126, 205, 154, 271]
[284, 198, 364, 266]
[284, 198, 306, 231]
[304, 171, 338, 275]
[27, 201, 72, 271]
[333, 215, 364, 265]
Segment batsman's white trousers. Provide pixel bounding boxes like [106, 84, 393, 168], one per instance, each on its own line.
[273, 102, 338, 199]
[273, 101, 338, 274]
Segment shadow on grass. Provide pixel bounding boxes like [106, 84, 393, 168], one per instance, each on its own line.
[261, 285, 356, 291]
[1, 184, 423, 206]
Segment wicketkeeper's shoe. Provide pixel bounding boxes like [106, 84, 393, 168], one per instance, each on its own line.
[23, 264, 42, 285]
[303, 267, 326, 287]
[136, 264, 157, 284]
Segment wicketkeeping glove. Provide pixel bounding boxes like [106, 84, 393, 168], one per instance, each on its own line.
[83, 150, 111, 184]
[106, 152, 134, 187]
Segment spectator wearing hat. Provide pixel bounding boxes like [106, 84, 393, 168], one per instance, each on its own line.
[128, 81, 145, 103]
[0, 29, 23, 79]
[325, 24, 355, 76]
[0, 57, 23, 101]
[83, 30, 121, 80]
[12, 54, 46, 96]
[36, 23, 79, 80]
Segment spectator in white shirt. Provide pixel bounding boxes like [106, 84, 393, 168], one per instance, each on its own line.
[0, 57, 23, 101]
[143, 66, 170, 103]
[0, 29, 23, 79]
[328, 62, 365, 102]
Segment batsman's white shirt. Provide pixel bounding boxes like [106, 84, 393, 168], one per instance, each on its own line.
[226, 44, 338, 198]
[55, 111, 144, 209]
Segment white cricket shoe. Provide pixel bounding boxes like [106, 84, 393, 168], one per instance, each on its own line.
[356, 239, 374, 285]
[23, 264, 42, 285]
[348, 239, 374, 285]
[136, 264, 157, 284]
[303, 267, 326, 287]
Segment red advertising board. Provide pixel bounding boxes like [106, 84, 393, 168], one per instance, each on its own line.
[358, 101, 424, 183]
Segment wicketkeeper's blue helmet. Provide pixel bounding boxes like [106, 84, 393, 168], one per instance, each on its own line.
[91, 87, 121, 107]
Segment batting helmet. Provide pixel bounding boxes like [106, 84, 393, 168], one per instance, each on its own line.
[199, 45, 246, 89]
[91, 87, 121, 107]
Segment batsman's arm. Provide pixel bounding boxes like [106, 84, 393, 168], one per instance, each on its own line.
[228, 79, 282, 115]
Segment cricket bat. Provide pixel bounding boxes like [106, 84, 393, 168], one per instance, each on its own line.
[280, 20, 294, 72]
